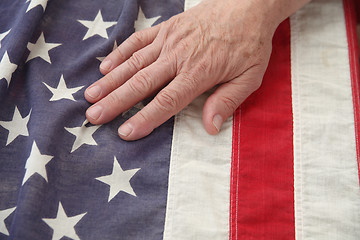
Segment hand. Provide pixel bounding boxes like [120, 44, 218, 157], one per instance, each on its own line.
[84, 0, 292, 141]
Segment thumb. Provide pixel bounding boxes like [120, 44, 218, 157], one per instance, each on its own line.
[203, 72, 263, 135]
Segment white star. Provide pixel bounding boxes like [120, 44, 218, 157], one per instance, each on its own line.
[0, 207, 16, 236]
[43, 202, 86, 240]
[97, 41, 118, 62]
[134, 6, 160, 32]
[65, 120, 101, 153]
[96, 156, 140, 202]
[27, 33, 61, 64]
[0, 51, 18, 87]
[0, 29, 10, 48]
[0, 106, 31, 146]
[26, 0, 48, 12]
[43, 75, 84, 102]
[22, 141, 54, 185]
[78, 10, 117, 40]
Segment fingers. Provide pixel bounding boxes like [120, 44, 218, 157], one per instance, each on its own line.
[86, 59, 176, 125]
[99, 24, 161, 75]
[85, 43, 161, 103]
[112, 70, 263, 141]
[202, 72, 263, 135]
[118, 74, 205, 141]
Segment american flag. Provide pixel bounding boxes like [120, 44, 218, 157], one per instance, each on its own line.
[0, 0, 360, 239]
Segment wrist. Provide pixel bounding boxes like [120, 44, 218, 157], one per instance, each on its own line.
[261, 0, 312, 25]
[219, 0, 310, 35]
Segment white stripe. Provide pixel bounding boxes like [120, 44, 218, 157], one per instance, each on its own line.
[163, 1, 232, 239]
[184, 0, 200, 10]
[163, 90, 232, 240]
[291, 0, 360, 239]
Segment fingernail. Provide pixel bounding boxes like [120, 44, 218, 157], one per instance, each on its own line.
[212, 114, 223, 132]
[118, 123, 133, 137]
[86, 85, 101, 99]
[100, 59, 112, 71]
[87, 105, 102, 121]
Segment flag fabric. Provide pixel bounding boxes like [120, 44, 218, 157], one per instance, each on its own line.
[0, 0, 359, 240]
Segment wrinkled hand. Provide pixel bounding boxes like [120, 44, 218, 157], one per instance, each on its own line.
[85, 0, 282, 141]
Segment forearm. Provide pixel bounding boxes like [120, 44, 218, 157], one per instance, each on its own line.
[197, 0, 311, 36]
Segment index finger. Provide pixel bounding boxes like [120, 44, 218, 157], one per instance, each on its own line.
[100, 24, 161, 74]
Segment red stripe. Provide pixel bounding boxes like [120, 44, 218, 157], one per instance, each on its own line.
[230, 108, 240, 239]
[230, 20, 294, 239]
[343, 0, 360, 184]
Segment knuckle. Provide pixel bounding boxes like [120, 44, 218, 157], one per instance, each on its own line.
[158, 49, 173, 63]
[158, 53, 176, 75]
[195, 60, 208, 74]
[127, 71, 153, 95]
[135, 110, 149, 123]
[104, 71, 121, 91]
[106, 91, 122, 106]
[220, 95, 239, 113]
[154, 90, 180, 113]
[114, 47, 126, 62]
[132, 109, 156, 135]
[243, 77, 262, 93]
[172, 50, 187, 71]
[180, 72, 200, 91]
[251, 79, 262, 91]
[127, 51, 145, 71]
[129, 31, 145, 46]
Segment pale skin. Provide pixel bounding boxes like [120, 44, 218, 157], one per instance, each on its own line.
[85, 0, 311, 141]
